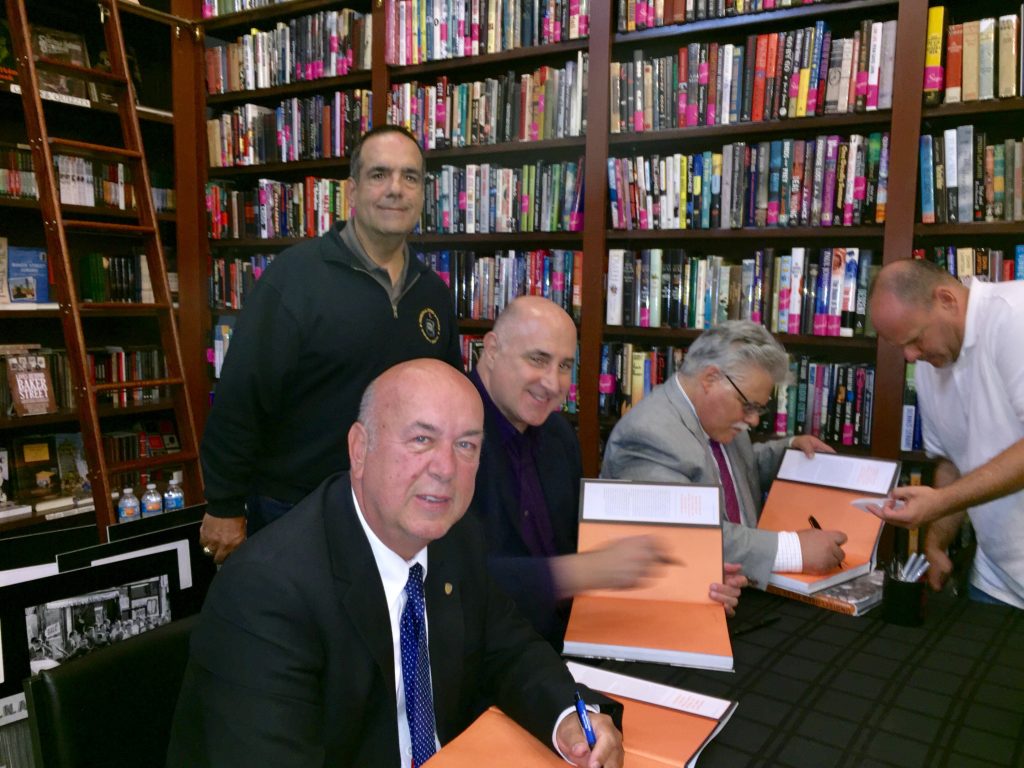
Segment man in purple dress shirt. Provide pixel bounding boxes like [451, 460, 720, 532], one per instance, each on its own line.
[468, 296, 746, 647]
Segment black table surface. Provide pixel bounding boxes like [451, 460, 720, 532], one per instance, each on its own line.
[582, 589, 1024, 768]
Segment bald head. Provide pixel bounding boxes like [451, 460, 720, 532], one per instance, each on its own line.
[479, 297, 577, 432]
[349, 359, 483, 559]
[868, 259, 968, 368]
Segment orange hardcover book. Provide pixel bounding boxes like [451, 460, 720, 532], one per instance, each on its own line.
[757, 449, 899, 594]
[570, 663, 738, 768]
[430, 708, 565, 766]
[562, 480, 733, 671]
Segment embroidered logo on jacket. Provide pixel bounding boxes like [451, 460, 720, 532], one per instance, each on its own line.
[419, 308, 441, 344]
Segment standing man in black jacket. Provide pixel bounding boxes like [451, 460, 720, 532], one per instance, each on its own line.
[199, 125, 462, 563]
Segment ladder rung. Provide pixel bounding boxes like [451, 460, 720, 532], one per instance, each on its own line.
[63, 220, 155, 236]
[91, 377, 184, 393]
[35, 56, 128, 86]
[107, 450, 196, 475]
[50, 138, 143, 162]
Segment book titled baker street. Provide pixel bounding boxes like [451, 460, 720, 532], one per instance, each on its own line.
[5, 353, 58, 417]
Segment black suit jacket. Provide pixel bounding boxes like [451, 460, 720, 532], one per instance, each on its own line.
[470, 408, 582, 646]
[167, 473, 578, 767]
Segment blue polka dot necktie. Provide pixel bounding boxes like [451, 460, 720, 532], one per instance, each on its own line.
[400, 563, 436, 766]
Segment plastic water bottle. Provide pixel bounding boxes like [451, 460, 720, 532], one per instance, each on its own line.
[141, 483, 163, 518]
[163, 472, 185, 512]
[118, 487, 140, 523]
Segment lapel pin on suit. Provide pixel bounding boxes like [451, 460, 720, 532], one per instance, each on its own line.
[445, 583, 453, 595]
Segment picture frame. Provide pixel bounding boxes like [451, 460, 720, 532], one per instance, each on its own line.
[0, 550, 183, 723]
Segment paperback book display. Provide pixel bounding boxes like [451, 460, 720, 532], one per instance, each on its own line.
[612, 18, 897, 133]
[598, 341, 875, 448]
[606, 246, 877, 338]
[388, 52, 588, 150]
[382, 0, 590, 66]
[914, 244, 1024, 283]
[618, 0, 826, 32]
[417, 248, 582, 321]
[206, 90, 372, 168]
[204, 8, 372, 95]
[421, 159, 584, 234]
[918, 127, 1024, 224]
[205, 177, 349, 240]
[922, 6, 1023, 106]
[609, 133, 890, 231]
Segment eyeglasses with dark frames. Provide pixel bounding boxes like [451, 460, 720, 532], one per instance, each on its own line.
[721, 371, 770, 417]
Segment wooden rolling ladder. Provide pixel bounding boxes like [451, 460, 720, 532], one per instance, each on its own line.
[6, 0, 202, 536]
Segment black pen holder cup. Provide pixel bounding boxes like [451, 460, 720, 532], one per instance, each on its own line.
[881, 573, 926, 627]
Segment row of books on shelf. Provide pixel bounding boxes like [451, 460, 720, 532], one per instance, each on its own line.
[0, 434, 91, 521]
[383, 0, 589, 66]
[0, 20, 144, 109]
[919, 129, 1024, 224]
[210, 254, 275, 310]
[79, 251, 155, 304]
[914, 245, 1024, 284]
[388, 53, 589, 151]
[205, 8, 373, 95]
[616, 0, 826, 32]
[923, 7, 1024, 105]
[598, 341, 875, 447]
[612, 18, 896, 135]
[609, 132, 889, 231]
[201, 0, 287, 17]
[420, 159, 584, 233]
[206, 177, 349, 241]
[0, 146, 176, 212]
[206, 91, 372, 169]
[418, 248, 582, 321]
[1, 345, 169, 416]
[607, 245, 875, 337]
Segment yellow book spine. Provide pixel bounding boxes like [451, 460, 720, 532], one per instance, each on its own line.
[924, 6, 945, 105]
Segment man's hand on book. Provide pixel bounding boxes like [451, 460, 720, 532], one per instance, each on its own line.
[710, 562, 748, 616]
[555, 711, 624, 768]
[555, 535, 675, 596]
[790, 434, 836, 457]
[797, 528, 848, 573]
[199, 513, 247, 564]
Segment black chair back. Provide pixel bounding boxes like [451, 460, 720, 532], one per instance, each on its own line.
[24, 614, 197, 768]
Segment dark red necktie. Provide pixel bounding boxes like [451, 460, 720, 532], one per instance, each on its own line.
[709, 440, 742, 525]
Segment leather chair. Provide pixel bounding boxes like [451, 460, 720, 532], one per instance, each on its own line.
[24, 614, 197, 768]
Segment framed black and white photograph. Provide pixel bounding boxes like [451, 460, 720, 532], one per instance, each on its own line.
[0, 550, 182, 724]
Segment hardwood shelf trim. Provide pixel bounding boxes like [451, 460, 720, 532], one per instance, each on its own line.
[0, 397, 179, 433]
[200, 0, 365, 32]
[0, 84, 174, 123]
[387, 38, 589, 79]
[408, 231, 584, 246]
[921, 96, 1024, 121]
[205, 71, 373, 106]
[602, 325, 878, 350]
[209, 237, 303, 248]
[424, 136, 587, 162]
[0, 197, 176, 222]
[608, 110, 892, 150]
[207, 156, 351, 178]
[606, 225, 884, 241]
[914, 222, 1024, 237]
[612, 0, 898, 46]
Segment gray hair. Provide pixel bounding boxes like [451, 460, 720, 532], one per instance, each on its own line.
[869, 258, 955, 307]
[349, 124, 425, 182]
[356, 378, 379, 447]
[680, 320, 789, 384]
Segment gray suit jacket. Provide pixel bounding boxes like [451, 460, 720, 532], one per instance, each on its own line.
[600, 376, 789, 588]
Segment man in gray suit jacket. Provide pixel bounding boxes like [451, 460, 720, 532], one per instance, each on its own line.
[602, 321, 847, 590]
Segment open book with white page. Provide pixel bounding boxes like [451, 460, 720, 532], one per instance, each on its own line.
[569, 662, 737, 768]
[757, 450, 900, 594]
[561, 479, 733, 671]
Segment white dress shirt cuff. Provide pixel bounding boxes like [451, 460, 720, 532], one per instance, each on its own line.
[773, 530, 803, 572]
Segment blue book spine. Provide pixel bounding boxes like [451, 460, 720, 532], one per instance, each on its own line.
[1016, 245, 1024, 280]
[919, 135, 935, 223]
